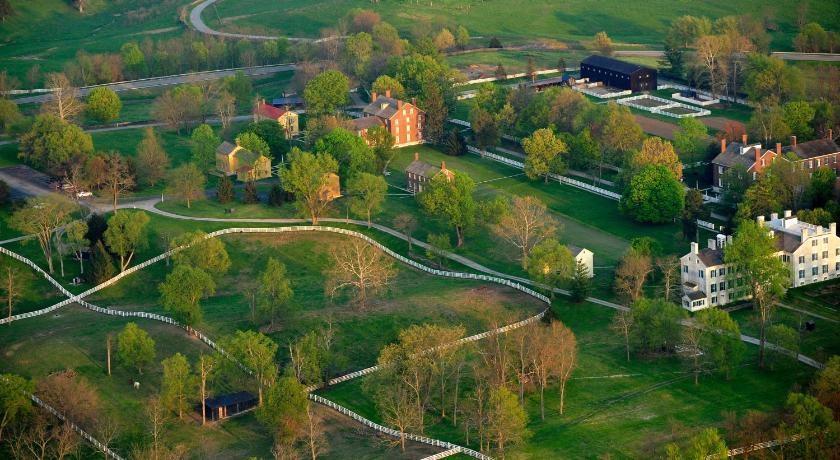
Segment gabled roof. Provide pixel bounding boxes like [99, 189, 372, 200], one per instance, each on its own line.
[783, 138, 840, 160]
[711, 142, 761, 169]
[235, 149, 264, 166]
[216, 141, 239, 156]
[697, 248, 724, 266]
[349, 116, 385, 131]
[271, 95, 304, 106]
[684, 291, 706, 301]
[363, 95, 421, 119]
[255, 101, 288, 119]
[405, 159, 440, 178]
[204, 391, 256, 409]
[581, 55, 651, 75]
[568, 245, 588, 257]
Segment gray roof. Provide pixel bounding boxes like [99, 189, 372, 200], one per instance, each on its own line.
[581, 55, 650, 75]
[526, 75, 572, 88]
[349, 116, 384, 131]
[684, 291, 706, 301]
[568, 245, 585, 257]
[405, 160, 440, 178]
[711, 142, 758, 169]
[782, 139, 840, 160]
[774, 233, 802, 253]
[216, 141, 238, 156]
[363, 96, 404, 119]
[697, 248, 724, 266]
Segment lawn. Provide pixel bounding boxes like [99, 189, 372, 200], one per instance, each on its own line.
[210, 0, 838, 51]
[321, 297, 817, 459]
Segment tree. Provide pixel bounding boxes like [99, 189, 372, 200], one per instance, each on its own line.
[257, 375, 308, 447]
[621, 165, 686, 224]
[685, 428, 729, 460]
[433, 28, 455, 51]
[486, 386, 529, 455]
[279, 149, 339, 224]
[190, 124, 220, 172]
[326, 238, 396, 309]
[240, 179, 258, 204]
[0, 374, 33, 442]
[120, 42, 146, 78]
[159, 265, 215, 325]
[347, 173, 387, 227]
[85, 87, 121, 124]
[153, 85, 204, 133]
[455, 25, 470, 49]
[135, 128, 170, 187]
[19, 114, 93, 172]
[236, 131, 270, 159]
[810, 166, 837, 207]
[681, 188, 708, 241]
[222, 71, 252, 106]
[724, 220, 789, 368]
[744, 54, 803, 105]
[417, 171, 476, 247]
[166, 163, 206, 208]
[470, 107, 500, 153]
[630, 297, 687, 355]
[0, 0, 15, 22]
[696, 308, 745, 380]
[615, 249, 653, 303]
[783, 101, 815, 140]
[695, 35, 725, 97]
[170, 230, 231, 275]
[0, 260, 27, 321]
[257, 257, 293, 329]
[42, 73, 83, 122]
[89, 240, 115, 284]
[522, 128, 566, 183]
[393, 213, 417, 253]
[102, 152, 135, 213]
[782, 393, 840, 458]
[371, 75, 405, 100]
[599, 103, 644, 163]
[303, 70, 349, 115]
[655, 255, 681, 302]
[813, 356, 840, 420]
[766, 324, 800, 370]
[795, 22, 829, 52]
[371, 377, 421, 452]
[224, 330, 279, 406]
[242, 120, 290, 160]
[314, 127, 376, 178]
[631, 137, 683, 180]
[610, 309, 634, 362]
[526, 239, 574, 298]
[197, 353, 219, 426]
[216, 90, 236, 131]
[492, 196, 559, 269]
[565, 260, 590, 302]
[117, 322, 156, 374]
[721, 162, 751, 207]
[9, 194, 75, 274]
[367, 125, 395, 172]
[445, 128, 468, 157]
[0, 99, 23, 135]
[161, 353, 195, 420]
[217, 175, 234, 203]
[421, 84, 447, 144]
[103, 210, 150, 272]
[547, 322, 578, 415]
[593, 31, 614, 55]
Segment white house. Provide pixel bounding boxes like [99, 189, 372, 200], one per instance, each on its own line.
[569, 245, 594, 278]
[680, 210, 840, 311]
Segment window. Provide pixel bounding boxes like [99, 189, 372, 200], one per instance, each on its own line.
[812, 267, 819, 276]
[824, 251, 829, 259]
[817, 159, 821, 167]
[813, 253, 819, 261]
[711, 270, 716, 278]
[823, 265, 829, 274]
[813, 240, 818, 246]
[711, 284, 717, 293]
[711, 296, 718, 304]
[718, 166, 724, 174]
[683, 265, 688, 273]
[799, 256, 805, 264]
[799, 270, 805, 279]
[699, 270, 704, 278]
[836, 262, 840, 271]
[837, 248, 840, 256]
[824, 237, 829, 244]
[719, 282, 726, 291]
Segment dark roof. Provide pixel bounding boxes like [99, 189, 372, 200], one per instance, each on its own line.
[568, 245, 587, 257]
[216, 141, 238, 156]
[405, 159, 440, 178]
[711, 142, 759, 169]
[349, 116, 384, 131]
[685, 291, 706, 301]
[774, 232, 802, 253]
[204, 391, 256, 409]
[783, 139, 840, 160]
[697, 248, 724, 266]
[271, 96, 304, 106]
[525, 75, 572, 88]
[363, 96, 421, 119]
[581, 55, 651, 75]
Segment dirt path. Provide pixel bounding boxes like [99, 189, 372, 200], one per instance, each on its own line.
[633, 114, 676, 140]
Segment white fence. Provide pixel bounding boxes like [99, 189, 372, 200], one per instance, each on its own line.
[575, 85, 631, 99]
[671, 92, 719, 107]
[465, 146, 621, 200]
[454, 68, 562, 87]
[617, 94, 711, 118]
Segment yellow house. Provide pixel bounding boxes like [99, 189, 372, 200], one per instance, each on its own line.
[254, 100, 299, 139]
[215, 141, 272, 182]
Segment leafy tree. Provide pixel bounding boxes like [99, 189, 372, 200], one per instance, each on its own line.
[240, 120, 288, 160]
[724, 220, 789, 368]
[421, 84, 447, 144]
[242, 179, 259, 204]
[170, 231, 231, 275]
[0, 373, 33, 442]
[783, 101, 816, 139]
[161, 353, 196, 420]
[347, 172, 387, 227]
[593, 31, 614, 55]
[681, 188, 708, 241]
[721, 163, 751, 207]
[782, 393, 840, 458]
[798, 208, 834, 227]
[569, 260, 592, 302]
[135, 128, 170, 187]
[810, 166, 837, 207]
[314, 127, 376, 177]
[748, 104, 791, 145]
[85, 87, 121, 123]
[190, 124, 220, 172]
[117, 322, 156, 374]
[417, 171, 476, 247]
[736, 175, 785, 221]
[279, 148, 339, 224]
[303, 70, 349, 115]
[488, 37, 503, 48]
[630, 137, 682, 180]
[235, 131, 270, 158]
[19, 114, 93, 172]
[88, 240, 115, 284]
[0, 99, 23, 135]
[492, 195, 559, 269]
[630, 297, 686, 354]
[674, 118, 709, 166]
[394, 213, 418, 253]
[257, 257, 293, 329]
[0, 0, 15, 23]
[598, 103, 643, 163]
[486, 386, 530, 455]
[166, 163, 206, 208]
[455, 25, 470, 49]
[434, 28, 456, 50]
[216, 175, 234, 203]
[470, 107, 500, 152]
[120, 42, 146, 77]
[812, 356, 840, 419]
[345, 32, 373, 79]
[425, 233, 452, 268]
[567, 129, 601, 177]
[9, 194, 75, 274]
[224, 330, 279, 406]
[766, 324, 800, 370]
[159, 265, 215, 325]
[222, 70, 253, 106]
[257, 375, 308, 445]
[445, 128, 467, 157]
[101, 151, 135, 212]
[268, 184, 288, 207]
[371, 75, 405, 100]
[367, 125, 395, 172]
[522, 128, 567, 182]
[696, 308, 745, 380]
[526, 238, 574, 298]
[104, 210, 150, 272]
[621, 165, 685, 223]
[744, 54, 804, 105]
[494, 63, 507, 80]
[683, 428, 728, 460]
[795, 22, 829, 52]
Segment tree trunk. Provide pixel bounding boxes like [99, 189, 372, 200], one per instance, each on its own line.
[367, 210, 371, 228]
[78, 252, 84, 274]
[59, 253, 64, 277]
[399, 431, 405, 452]
[201, 376, 207, 425]
[106, 335, 111, 376]
[540, 384, 545, 420]
[455, 226, 464, 247]
[258, 385, 263, 406]
[758, 315, 767, 368]
[113, 191, 118, 213]
[559, 381, 566, 415]
[624, 333, 630, 362]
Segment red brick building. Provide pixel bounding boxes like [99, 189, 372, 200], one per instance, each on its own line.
[350, 90, 424, 147]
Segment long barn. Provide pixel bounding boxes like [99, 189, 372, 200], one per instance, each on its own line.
[580, 55, 657, 92]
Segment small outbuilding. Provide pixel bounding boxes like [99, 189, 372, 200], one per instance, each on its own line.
[201, 391, 257, 421]
[568, 245, 594, 278]
[254, 99, 299, 139]
[580, 55, 657, 92]
[216, 141, 272, 182]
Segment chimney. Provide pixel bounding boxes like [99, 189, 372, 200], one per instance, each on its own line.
[776, 142, 782, 155]
[791, 135, 797, 147]
[754, 146, 761, 171]
[397, 99, 403, 109]
[829, 128, 834, 140]
[771, 212, 778, 221]
[440, 160, 446, 170]
[757, 215, 765, 225]
[721, 138, 726, 154]
[691, 241, 699, 255]
[708, 239, 716, 251]
[801, 228, 809, 241]
[385, 89, 391, 98]
[414, 152, 419, 161]
[411, 97, 416, 106]
[371, 92, 378, 102]
[830, 222, 837, 235]
[742, 133, 748, 145]
[784, 210, 792, 218]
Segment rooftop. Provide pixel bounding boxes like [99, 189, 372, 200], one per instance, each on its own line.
[255, 101, 288, 119]
[711, 141, 763, 169]
[349, 116, 385, 131]
[581, 55, 652, 75]
[204, 391, 256, 409]
[765, 212, 835, 240]
[216, 141, 239, 156]
[782, 138, 840, 160]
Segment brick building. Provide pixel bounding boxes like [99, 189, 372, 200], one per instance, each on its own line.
[350, 90, 424, 147]
[404, 152, 454, 194]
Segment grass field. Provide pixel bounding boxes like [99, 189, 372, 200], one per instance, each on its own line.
[210, 0, 839, 50]
[322, 297, 817, 459]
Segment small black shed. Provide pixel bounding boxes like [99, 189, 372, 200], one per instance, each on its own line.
[201, 391, 257, 421]
[580, 55, 657, 92]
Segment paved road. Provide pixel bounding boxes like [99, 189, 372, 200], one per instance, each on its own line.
[13, 64, 296, 104]
[190, 0, 342, 43]
[616, 50, 840, 62]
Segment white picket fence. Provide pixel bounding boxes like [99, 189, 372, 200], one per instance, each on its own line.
[29, 393, 126, 460]
[465, 146, 622, 200]
[617, 94, 711, 118]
